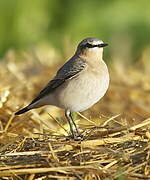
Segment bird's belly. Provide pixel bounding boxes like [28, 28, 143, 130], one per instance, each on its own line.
[53, 73, 109, 112]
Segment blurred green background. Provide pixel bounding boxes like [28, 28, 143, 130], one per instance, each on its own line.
[0, 0, 150, 61]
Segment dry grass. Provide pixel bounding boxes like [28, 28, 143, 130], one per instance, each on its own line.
[0, 46, 150, 179]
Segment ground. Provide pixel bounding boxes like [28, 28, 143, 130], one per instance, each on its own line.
[0, 48, 150, 179]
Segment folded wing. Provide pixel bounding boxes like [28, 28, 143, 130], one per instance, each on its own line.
[29, 56, 86, 105]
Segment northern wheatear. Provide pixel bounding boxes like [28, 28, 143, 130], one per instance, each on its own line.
[15, 37, 109, 139]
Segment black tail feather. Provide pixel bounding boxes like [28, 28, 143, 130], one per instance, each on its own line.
[15, 106, 30, 115]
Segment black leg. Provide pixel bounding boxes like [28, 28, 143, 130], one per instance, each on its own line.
[65, 109, 79, 139]
[69, 112, 79, 134]
[65, 109, 74, 137]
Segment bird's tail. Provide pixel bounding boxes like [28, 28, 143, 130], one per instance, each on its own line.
[15, 106, 30, 115]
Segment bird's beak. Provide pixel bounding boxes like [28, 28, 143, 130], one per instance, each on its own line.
[99, 43, 108, 47]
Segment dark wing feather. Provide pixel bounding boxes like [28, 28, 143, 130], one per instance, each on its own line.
[29, 56, 86, 105]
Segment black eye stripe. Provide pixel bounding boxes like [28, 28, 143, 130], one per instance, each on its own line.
[81, 43, 100, 48]
[86, 43, 94, 48]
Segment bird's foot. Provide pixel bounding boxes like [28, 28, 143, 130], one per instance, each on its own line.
[66, 130, 84, 141]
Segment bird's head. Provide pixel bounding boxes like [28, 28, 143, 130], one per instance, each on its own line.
[76, 37, 108, 60]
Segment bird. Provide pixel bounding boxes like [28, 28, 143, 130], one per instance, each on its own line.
[15, 37, 109, 139]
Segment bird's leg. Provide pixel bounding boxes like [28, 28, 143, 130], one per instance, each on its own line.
[65, 109, 79, 139]
[69, 112, 79, 135]
[65, 109, 74, 138]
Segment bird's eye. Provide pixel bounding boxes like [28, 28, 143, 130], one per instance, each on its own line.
[80, 43, 99, 49]
[86, 43, 94, 48]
